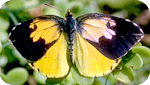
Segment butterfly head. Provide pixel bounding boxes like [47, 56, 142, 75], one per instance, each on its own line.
[65, 9, 73, 18]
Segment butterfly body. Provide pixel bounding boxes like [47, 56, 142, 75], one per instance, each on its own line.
[64, 10, 76, 63]
[9, 10, 144, 77]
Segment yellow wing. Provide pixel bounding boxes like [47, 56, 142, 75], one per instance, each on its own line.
[73, 32, 121, 77]
[29, 33, 70, 78]
[28, 17, 70, 78]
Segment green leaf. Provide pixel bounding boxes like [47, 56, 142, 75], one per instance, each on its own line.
[113, 66, 134, 84]
[132, 46, 150, 65]
[7, 11, 19, 25]
[125, 53, 143, 70]
[43, 8, 62, 17]
[93, 77, 107, 85]
[0, 41, 2, 53]
[134, 42, 142, 46]
[98, 0, 133, 9]
[6, 67, 28, 85]
[46, 77, 64, 84]
[122, 51, 133, 64]
[12, 50, 27, 65]
[132, 64, 150, 85]
[6, 0, 24, 10]
[71, 67, 95, 85]
[33, 71, 47, 84]
[2, 46, 17, 64]
[0, 31, 8, 42]
[23, 0, 39, 8]
[0, 55, 8, 67]
[54, 0, 68, 11]
[0, 10, 10, 31]
[0, 71, 8, 83]
[61, 72, 77, 85]
[105, 74, 118, 85]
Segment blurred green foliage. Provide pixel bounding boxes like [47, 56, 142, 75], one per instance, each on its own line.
[0, 0, 150, 85]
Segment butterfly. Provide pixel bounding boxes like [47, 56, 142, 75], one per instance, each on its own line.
[9, 8, 144, 78]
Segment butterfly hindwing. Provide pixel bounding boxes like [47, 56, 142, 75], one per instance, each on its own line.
[9, 15, 70, 77]
[76, 13, 144, 60]
[29, 33, 70, 77]
[73, 32, 121, 77]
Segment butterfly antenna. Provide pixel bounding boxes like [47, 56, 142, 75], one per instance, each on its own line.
[44, 3, 66, 13]
[105, 73, 111, 85]
[70, 0, 79, 11]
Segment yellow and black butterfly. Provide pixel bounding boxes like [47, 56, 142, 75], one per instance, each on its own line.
[9, 6, 144, 78]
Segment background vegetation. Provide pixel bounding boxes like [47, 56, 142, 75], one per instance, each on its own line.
[0, 0, 150, 85]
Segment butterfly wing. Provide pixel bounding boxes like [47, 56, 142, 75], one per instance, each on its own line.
[73, 32, 121, 77]
[74, 13, 144, 77]
[76, 13, 144, 60]
[9, 15, 70, 77]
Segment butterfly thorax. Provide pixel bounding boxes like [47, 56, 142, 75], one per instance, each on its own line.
[65, 10, 75, 33]
[65, 10, 75, 63]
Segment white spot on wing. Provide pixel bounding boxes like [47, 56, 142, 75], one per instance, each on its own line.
[9, 33, 11, 37]
[133, 22, 138, 27]
[12, 27, 16, 31]
[17, 22, 21, 25]
[125, 19, 131, 22]
[9, 26, 16, 37]
[140, 28, 144, 33]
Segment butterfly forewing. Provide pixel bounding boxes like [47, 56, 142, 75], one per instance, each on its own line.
[75, 13, 144, 60]
[9, 15, 71, 77]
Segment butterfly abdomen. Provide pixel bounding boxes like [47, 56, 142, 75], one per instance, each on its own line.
[65, 12, 75, 63]
[68, 32, 74, 62]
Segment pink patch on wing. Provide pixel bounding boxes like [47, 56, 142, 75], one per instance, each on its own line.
[82, 18, 116, 43]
